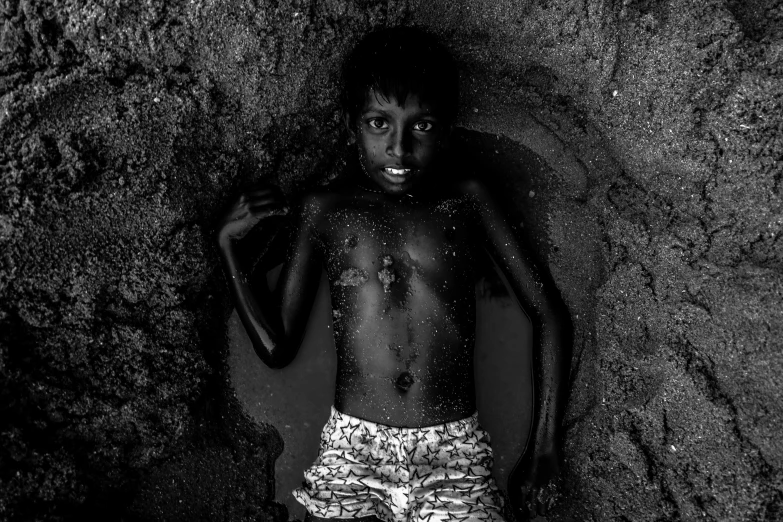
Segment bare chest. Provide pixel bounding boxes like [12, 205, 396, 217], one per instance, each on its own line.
[316, 199, 479, 287]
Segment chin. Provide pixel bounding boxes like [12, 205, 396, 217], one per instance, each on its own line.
[379, 180, 418, 196]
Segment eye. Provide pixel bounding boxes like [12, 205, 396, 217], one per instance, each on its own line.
[413, 121, 434, 132]
[367, 118, 388, 130]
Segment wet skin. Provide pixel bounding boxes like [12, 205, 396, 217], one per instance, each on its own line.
[217, 92, 573, 518]
[308, 184, 483, 426]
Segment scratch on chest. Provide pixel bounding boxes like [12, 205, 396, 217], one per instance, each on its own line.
[377, 255, 397, 292]
[335, 267, 369, 287]
[343, 235, 358, 252]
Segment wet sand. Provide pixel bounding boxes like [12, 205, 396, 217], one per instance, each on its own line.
[1, 0, 780, 520]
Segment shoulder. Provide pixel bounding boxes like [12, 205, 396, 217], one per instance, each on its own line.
[455, 178, 488, 197]
[298, 189, 331, 213]
[448, 177, 517, 237]
[295, 183, 360, 226]
[296, 187, 340, 217]
[451, 177, 499, 212]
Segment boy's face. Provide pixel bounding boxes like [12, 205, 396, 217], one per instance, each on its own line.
[349, 90, 449, 195]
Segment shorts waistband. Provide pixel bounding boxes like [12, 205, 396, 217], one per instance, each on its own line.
[329, 406, 479, 438]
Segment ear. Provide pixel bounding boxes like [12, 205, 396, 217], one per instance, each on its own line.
[343, 113, 357, 144]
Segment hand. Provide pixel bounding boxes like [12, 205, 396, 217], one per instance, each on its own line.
[216, 184, 289, 247]
[508, 445, 563, 521]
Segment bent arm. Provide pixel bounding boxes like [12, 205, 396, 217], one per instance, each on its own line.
[218, 196, 323, 369]
[469, 181, 573, 454]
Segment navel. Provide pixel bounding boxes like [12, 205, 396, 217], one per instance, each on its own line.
[395, 371, 414, 392]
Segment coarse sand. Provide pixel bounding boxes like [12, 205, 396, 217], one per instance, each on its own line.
[1, 0, 780, 520]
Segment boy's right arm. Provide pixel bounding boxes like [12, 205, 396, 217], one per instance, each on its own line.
[216, 186, 323, 369]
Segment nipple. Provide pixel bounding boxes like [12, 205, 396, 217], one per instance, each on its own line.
[395, 371, 414, 391]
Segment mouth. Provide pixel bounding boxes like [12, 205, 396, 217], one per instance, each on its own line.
[382, 166, 414, 184]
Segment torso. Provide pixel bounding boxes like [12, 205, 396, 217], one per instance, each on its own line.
[310, 183, 483, 427]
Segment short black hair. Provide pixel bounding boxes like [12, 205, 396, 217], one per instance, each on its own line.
[341, 26, 459, 127]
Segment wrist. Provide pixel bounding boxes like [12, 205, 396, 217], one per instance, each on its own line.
[529, 430, 559, 454]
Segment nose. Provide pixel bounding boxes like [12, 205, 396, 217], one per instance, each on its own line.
[386, 127, 412, 158]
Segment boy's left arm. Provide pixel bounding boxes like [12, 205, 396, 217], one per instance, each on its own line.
[466, 180, 573, 518]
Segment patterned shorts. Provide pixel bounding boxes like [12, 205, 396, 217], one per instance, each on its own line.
[292, 406, 505, 522]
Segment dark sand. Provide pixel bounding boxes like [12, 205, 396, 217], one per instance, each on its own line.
[1, 0, 780, 520]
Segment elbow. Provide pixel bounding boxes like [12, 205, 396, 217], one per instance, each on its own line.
[251, 339, 293, 369]
[246, 318, 304, 369]
[260, 351, 292, 370]
[265, 357, 290, 370]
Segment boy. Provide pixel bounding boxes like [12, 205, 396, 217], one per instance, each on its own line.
[217, 27, 572, 522]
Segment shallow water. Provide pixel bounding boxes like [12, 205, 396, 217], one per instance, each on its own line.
[228, 267, 532, 520]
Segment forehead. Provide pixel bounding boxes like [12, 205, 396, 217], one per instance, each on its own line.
[361, 89, 438, 115]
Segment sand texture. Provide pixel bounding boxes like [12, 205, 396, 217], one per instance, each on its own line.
[1, 0, 781, 520]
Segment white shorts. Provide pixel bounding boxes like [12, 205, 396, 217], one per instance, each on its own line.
[293, 406, 505, 522]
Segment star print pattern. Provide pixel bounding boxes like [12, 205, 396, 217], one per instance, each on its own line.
[292, 407, 505, 522]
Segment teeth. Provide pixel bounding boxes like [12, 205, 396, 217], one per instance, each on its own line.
[385, 167, 410, 175]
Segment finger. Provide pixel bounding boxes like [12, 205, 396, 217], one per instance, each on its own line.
[244, 200, 278, 212]
[246, 188, 286, 200]
[541, 484, 561, 516]
[529, 488, 544, 518]
[248, 201, 290, 213]
[545, 493, 557, 514]
[242, 193, 280, 204]
[522, 501, 536, 520]
[539, 485, 552, 509]
[536, 496, 547, 517]
[248, 205, 290, 218]
[236, 191, 281, 209]
[246, 188, 282, 198]
[524, 493, 538, 520]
